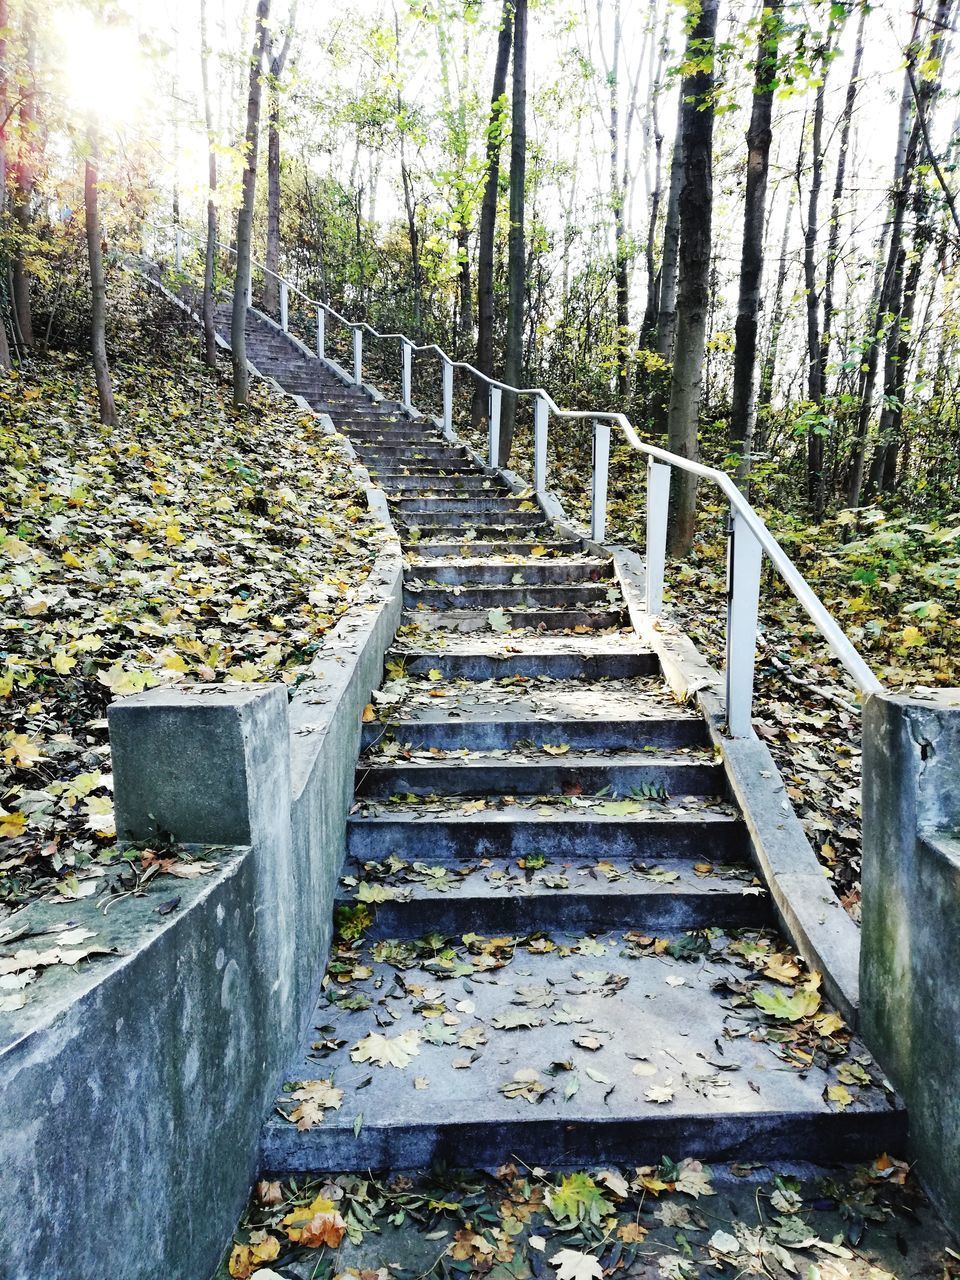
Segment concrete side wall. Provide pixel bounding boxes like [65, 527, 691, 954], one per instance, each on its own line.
[0, 559, 403, 1280]
[861, 689, 960, 1234]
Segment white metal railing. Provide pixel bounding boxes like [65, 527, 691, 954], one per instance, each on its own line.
[163, 222, 883, 737]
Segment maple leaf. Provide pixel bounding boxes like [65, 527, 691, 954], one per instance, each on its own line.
[550, 1247, 603, 1280]
[645, 1083, 675, 1104]
[546, 1173, 614, 1227]
[350, 1029, 420, 1068]
[674, 1158, 715, 1198]
[287, 1078, 344, 1130]
[753, 985, 821, 1021]
[491, 1008, 544, 1030]
[499, 1068, 550, 1102]
[228, 1231, 280, 1277]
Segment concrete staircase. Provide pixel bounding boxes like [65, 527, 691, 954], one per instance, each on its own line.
[225, 309, 905, 1173]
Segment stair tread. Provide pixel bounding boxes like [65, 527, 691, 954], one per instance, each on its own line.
[368, 677, 690, 723]
[338, 854, 760, 904]
[261, 928, 901, 1171]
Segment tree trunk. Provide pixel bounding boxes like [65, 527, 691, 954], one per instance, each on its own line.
[11, 9, 36, 350]
[84, 129, 116, 427]
[456, 223, 471, 352]
[728, 0, 782, 485]
[870, 0, 949, 498]
[756, 191, 794, 419]
[200, 0, 218, 368]
[0, 0, 12, 370]
[608, 0, 629, 398]
[499, 0, 528, 462]
[231, 0, 272, 409]
[471, 0, 514, 429]
[665, 0, 717, 557]
[263, 5, 296, 317]
[640, 26, 668, 345]
[655, 126, 683, 359]
[802, 35, 833, 517]
[820, 4, 865, 398]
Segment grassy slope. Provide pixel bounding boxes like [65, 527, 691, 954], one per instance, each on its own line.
[0, 285, 386, 915]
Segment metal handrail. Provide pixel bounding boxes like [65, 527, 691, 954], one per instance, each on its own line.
[161, 220, 883, 731]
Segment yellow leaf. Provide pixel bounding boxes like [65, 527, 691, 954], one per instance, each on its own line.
[361, 703, 377, 723]
[165, 523, 184, 545]
[900, 625, 924, 648]
[827, 1083, 853, 1109]
[162, 652, 190, 673]
[229, 662, 260, 681]
[814, 1011, 845, 1037]
[2, 734, 45, 767]
[228, 1232, 280, 1278]
[530, 545, 548, 557]
[51, 650, 76, 675]
[427, 668, 443, 681]
[542, 743, 570, 756]
[0, 809, 27, 837]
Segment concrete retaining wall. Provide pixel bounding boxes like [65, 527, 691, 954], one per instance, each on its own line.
[0, 552, 403, 1279]
[861, 689, 960, 1235]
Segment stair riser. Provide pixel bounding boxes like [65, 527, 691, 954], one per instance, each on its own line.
[403, 585, 613, 609]
[346, 818, 746, 861]
[381, 477, 501, 492]
[398, 652, 659, 679]
[399, 512, 545, 528]
[355, 761, 724, 798]
[408, 563, 610, 585]
[262, 1109, 907, 1176]
[354, 447, 469, 462]
[405, 607, 626, 630]
[362, 717, 706, 751]
[411, 541, 584, 557]
[394, 498, 528, 513]
[335, 889, 770, 939]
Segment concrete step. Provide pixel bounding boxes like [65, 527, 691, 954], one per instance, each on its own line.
[382, 475, 503, 493]
[354, 445, 470, 463]
[393, 496, 530, 513]
[400, 513, 547, 531]
[347, 803, 745, 861]
[354, 750, 724, 798]
[397, 647, 658, 681]
[261, 928, 904, 1172]
[407, 559, 610, 585]
[337, 855, 770, 937]
[402, 605, 626, 630]
[404, 582, 616, 610]
[364, 712, 706, 751]
[411, 539, 585, 557]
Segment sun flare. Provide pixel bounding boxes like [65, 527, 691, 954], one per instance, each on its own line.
[54, 9, 148, 126]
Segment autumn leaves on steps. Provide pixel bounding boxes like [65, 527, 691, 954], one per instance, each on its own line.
[236, 310, 905, 1173]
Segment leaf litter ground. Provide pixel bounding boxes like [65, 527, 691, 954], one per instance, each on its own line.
[0, 283, 386, 922]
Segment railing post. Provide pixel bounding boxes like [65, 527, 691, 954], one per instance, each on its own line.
[352, 327, 363, 386]
[488, 386, 502, 468]
[279, 280, 288, 332]
[401, 340, 412, 412]
[725, 508, 763, 738]
[316, 306, 325, 359]
[591, 419, 611, 543]
[533, 394, 549, 497]
[442, 358, 454, 439]
[645, 459, 670, 617]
